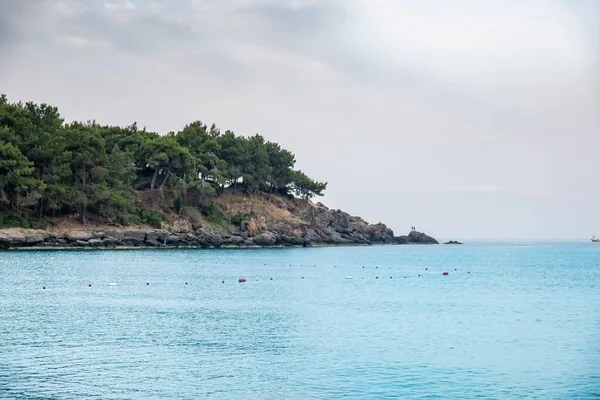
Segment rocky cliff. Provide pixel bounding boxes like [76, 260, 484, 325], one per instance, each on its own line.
[0, 191, 438, 249]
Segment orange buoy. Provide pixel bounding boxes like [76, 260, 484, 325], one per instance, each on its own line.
[443, 272, 449, 276]
[239, 278, 246, 283]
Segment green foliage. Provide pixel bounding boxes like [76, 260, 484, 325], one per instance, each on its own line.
[0, 215, 30, 228]
[292, 170, 327, 200]
[230, 213, 251, 226]
[137, 208, 166, 228]
[0, 94, 327, 225]
[200, 202, 229, 225]
[0, 215, 45, 229]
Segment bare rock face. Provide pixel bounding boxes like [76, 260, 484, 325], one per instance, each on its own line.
[66, 231, 93, 242]
[0, 196, 438, 249]
[394, 231, 439, 244]
[252, 232, 278, 246]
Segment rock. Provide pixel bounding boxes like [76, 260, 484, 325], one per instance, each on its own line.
[444, 240, 463, 245]
[24, 232, 48, 244]
[252, 232, 278, 246]
[122, 231, 146, 246]
[92, 231, 106, 239]
[223, 235, 244, 246]
[144, 239, 164, 247]
[196, 228, 223, 247]
[145, 232, 166, 245]
[303, 229, 321, 243]
[407, 231, 439, 244]
[105, 230, 125, 241]
[87, 239, 104, 247]
[0, 230, 46, 246]
[66, 231, 93, 242]
[102, 237, 120, 246]
[279, 235, 305, 246]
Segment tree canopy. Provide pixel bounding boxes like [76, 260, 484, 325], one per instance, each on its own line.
[0, 95, 327, 225]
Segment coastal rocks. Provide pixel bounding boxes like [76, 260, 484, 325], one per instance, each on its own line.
[66, 231, 93, 242]
[252, 232, 278, 246]
[444, 240, 463, 245]
[0, 230, 48, 246]
[0, 196, 440, 248]
[196, 228, 224, 247]
[393, 231, 439, 245]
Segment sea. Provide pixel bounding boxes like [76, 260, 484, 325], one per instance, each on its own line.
[0, 242, 599, 399]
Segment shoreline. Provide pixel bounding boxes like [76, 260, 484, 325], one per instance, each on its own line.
[0, 242, 413, 251]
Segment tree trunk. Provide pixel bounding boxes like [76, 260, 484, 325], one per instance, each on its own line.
[150, 168, 159, 191]
[159, 170, 170, 191]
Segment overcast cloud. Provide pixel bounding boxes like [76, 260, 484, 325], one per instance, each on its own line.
[1, 0, 598, 239]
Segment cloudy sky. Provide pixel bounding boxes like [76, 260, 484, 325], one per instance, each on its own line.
[1, 0, 598, 239]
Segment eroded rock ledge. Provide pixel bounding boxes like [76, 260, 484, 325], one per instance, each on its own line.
[0, 198, 438, 249]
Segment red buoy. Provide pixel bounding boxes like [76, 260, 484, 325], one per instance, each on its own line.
[239, 278, 246, 283]
[443, 272, 449, 276]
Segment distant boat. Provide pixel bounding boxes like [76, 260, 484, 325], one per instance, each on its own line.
[592, 235, 599, 243]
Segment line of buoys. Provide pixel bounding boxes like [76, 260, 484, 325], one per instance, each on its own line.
[40, 269, 465, 291]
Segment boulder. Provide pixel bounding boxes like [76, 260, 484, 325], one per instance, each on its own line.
[87, 239, 104, 247]
[196, 228, 224, 247]
[252, 232, 278, 246]
[105, 230, 125, 241]
[407, 231, 439, 244]
[66, 231, 93, 242]
[279, 235, 305, 246]
[102, 237, 120, 246]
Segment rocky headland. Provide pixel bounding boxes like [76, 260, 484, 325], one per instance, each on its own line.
[0, 191, 438, 249]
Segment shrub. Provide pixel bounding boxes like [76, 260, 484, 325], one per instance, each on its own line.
[230, 213, 251, 226]
[0, 215, 30, 228]
[200, 202, 229, 225]
[137, 208, 166, 229]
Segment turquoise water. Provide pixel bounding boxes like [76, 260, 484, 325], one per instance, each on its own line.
[1, 243, 599, 399]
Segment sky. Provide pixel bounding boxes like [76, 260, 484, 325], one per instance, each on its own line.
[0, 0, 598, 239]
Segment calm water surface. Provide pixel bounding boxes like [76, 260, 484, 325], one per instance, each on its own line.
[1, 243, 599, 399]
